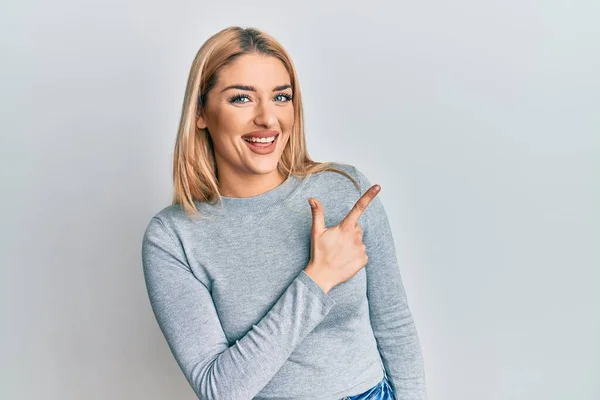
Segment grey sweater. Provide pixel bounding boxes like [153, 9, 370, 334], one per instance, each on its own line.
[141, 163, 427, 400]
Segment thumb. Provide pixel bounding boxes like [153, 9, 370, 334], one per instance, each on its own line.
[308, 198, 326, 235]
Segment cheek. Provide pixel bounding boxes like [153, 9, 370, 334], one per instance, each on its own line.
[214, 109, 243, 132]
[281, 108, 295, 129]
[210, 114, 249, 146]
[207, 112, 240, 147]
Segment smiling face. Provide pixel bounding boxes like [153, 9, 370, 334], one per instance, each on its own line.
[197, 53, 294, 195]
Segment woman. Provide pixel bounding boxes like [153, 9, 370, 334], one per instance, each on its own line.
[142, 26, 427, 400]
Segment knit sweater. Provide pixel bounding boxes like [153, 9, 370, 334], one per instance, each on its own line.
[141, 162, 427, 400]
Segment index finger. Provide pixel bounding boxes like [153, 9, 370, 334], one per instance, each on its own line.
[339, 184, 381, 230]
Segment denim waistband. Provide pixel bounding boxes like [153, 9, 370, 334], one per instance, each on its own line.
[340, 373, 395, 400]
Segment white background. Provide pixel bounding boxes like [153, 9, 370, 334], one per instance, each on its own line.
[1, 1, 598, 399]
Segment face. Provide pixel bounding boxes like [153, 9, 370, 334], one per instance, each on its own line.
[196, 53, 294, 181]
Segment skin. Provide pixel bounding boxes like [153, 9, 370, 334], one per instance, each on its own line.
[196, 52, 294, 198]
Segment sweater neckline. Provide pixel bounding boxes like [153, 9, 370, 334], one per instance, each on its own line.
[198, 173, 306, 218]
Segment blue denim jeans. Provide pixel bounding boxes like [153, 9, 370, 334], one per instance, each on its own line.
[341, 373, 396, 400]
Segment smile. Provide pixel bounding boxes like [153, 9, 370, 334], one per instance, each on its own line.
[242, 133, 279, 155]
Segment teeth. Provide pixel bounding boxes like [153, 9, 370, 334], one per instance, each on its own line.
[244, 136, 276, 143]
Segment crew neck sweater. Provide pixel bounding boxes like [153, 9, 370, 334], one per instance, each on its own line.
[141, 163, 427, 400]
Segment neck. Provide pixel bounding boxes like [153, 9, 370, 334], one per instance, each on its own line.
[218, 168, 287, 198]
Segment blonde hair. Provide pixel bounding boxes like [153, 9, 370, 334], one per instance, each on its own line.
[172, 26, 359, 217]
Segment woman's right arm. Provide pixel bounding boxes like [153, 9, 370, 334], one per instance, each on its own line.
[141, 217, 335, 400]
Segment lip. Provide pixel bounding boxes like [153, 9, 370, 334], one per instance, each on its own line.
[242, 130, 280, 139]
[242, 133, 280, 155]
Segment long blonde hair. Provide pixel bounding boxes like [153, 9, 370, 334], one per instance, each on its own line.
[172, 26, 359, 217]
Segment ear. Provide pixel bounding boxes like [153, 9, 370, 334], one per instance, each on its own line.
[196, 114, 207, 130]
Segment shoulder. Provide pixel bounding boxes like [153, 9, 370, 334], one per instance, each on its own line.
[300, 162, 377, 223]
[310, 161, 372, 194]
[142, 203, 197, 243]
[317, 162, 387, 226]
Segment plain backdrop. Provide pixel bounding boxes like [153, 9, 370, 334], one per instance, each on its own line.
[1, 1, 598, 399]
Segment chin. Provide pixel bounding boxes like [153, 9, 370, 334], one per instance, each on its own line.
[248, 160, 281, 174]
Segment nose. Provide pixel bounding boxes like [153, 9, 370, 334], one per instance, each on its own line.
[253, 100, 278, 128]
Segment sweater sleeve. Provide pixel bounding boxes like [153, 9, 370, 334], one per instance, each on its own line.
[353, 166, 428, 399]
[141, 217, 335, 400]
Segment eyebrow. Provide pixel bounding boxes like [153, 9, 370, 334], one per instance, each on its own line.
[220, 84, 292, 93]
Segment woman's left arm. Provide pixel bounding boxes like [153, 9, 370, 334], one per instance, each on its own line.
[353, 165, 428, 400]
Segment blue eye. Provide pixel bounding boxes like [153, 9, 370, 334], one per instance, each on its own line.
[275, 93, 293, 102]
[228, 92, 293, 104]
[228, 93, 251, 103]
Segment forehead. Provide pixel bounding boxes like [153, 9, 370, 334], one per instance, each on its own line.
[217, 53, 291, 87]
